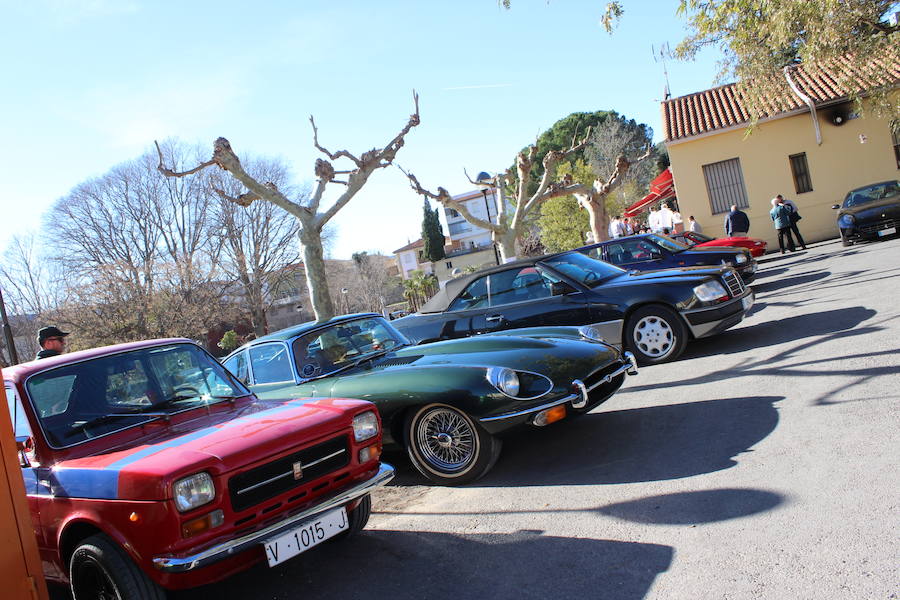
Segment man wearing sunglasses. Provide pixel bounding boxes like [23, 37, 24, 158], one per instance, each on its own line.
[35, 326, 70, 359]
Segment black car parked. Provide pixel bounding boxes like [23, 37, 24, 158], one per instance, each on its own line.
[577, 233, 757, 282]
[832, 180, 900, 246]
[392, 251, 755, 365]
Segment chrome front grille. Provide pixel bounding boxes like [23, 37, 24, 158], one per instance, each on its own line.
[229, 435, 349, 512]
[722, 271, 745, 298]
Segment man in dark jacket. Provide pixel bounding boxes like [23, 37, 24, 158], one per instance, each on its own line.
[724, 205, 750, 237]
[35, 326, 69, 359]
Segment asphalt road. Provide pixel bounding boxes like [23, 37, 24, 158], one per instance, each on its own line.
[160, 238, 900, 598]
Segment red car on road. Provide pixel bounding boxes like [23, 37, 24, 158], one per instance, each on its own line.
[671, 231, 768, 257]
[4, 339, 393, 599]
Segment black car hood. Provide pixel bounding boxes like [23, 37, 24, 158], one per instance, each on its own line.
[839, 195, 900, 218]
[603, 265, 728, 286]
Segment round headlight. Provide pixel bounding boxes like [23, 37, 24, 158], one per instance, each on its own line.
[735, 254, 748, 264]
[173, 472, 215, 513]
[838, 214, 856, 228]
[693, 280, 729, 302]
[488, 367, 521, 397]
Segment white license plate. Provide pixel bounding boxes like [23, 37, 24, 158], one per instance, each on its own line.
[877, 227, 896, 237]
[742, 295, 754, 311]
[263, 506, 348, 567]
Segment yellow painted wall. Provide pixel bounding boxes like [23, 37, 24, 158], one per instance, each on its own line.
[667, 101, 899, 250]
[432, 247, 498, 285]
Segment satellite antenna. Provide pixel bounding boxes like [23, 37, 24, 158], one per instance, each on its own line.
[652, 42, 672, 100]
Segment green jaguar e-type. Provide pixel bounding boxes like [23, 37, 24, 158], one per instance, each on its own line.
[223, 313, 637, 484]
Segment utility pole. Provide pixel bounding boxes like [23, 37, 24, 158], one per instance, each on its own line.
[0, 286, 20, 365]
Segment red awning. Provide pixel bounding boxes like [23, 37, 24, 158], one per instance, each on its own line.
[623, 168, 675, 218]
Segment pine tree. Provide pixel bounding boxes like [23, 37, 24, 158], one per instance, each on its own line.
[421, 199, 446, 262]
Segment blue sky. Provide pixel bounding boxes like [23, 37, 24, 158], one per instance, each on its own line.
[1, 0, 724, 259]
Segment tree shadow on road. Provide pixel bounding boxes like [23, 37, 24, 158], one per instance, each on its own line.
[596, 488, 784, 525]
[751, 270, 830, 293]
[174, 529, 673, 600]
[483, 395, 781, 488]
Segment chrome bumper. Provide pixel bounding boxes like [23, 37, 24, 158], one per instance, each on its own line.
[152, 463, 395, 573]
[571, 352, 638, 409]
[480, 353, 638, 422]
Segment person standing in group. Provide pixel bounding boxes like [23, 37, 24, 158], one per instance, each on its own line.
[770, 197, 796, 253]
[672, 206, 684, 233]
[608, 215, 625, 239]
[35, 326, 70, 359]
[688, 215, 702, 233]
[622, 217, 635, 236]
[776, 194, 807, 250]
[658, 203, 675, 232]
[648, 206, 661, 233]
[724, 204, 750, 237]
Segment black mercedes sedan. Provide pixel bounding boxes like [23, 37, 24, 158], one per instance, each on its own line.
[832, 180, 900, 246]
[576, 233, 757, 282]
[392, 251, 755, 365]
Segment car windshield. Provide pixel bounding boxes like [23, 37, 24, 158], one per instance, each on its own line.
[646, 233, 689, 253]
[26, 343, 247, 448]
[542, 252, 625, 287]
[688, 232, 715, 243]
[291, 317, 409, 380]
[843, 181, 900, 207]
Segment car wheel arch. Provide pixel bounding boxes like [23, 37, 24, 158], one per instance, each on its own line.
[59, 520, 106, 574]
[622, 301, 693, 342]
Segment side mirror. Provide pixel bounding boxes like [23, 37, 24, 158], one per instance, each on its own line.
[831, 204, 840, 210]
[16, 435, 34, 468]
[550, 281, 576, 296]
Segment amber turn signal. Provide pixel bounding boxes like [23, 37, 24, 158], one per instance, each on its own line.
[129, 512, 140, 523]
[533, 405, 566, 426]
[358, 443, 382, 464]
[181, 509, 225, 538]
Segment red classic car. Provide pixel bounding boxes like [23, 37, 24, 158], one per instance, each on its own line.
[671, 231, 768, 257]
[3, 339, 393, 599]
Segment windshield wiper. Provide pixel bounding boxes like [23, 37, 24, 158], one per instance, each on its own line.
[66, 412, 158, 437]
[353, 349, 392, 369]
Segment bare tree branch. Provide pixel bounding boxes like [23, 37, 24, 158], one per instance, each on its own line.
[155, 140, 216, 177]
[310, 116, 362, 165]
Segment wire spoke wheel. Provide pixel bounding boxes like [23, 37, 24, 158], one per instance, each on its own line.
[632, 315, 674, 358]
[72, 557, 120, 600]
[415, 407, 477, 473]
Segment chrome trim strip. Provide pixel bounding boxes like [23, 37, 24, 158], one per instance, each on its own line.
[479, 394, 578, 422]
[234, 449, 347, 496]
[571, 380, 588, 409]
[152, 463, 394, 573]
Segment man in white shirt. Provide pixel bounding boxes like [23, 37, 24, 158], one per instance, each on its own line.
[608, 215, 625, 239]
[657, 203, 675, 232]
[647, 206, 661, 233]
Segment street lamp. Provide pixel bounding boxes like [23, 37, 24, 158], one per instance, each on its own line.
[475, 171, 501, 265]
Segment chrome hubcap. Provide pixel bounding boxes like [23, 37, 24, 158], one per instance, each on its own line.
[633, 315, 675, 358]
[416, 408, 476, 473]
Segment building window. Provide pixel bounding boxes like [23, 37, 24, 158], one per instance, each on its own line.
[702, 157, 749, 214]
[892, 123, 900, 169]
[445, 208, 461, 219]
[445, 261, 452, 269]
[448, 221, 472, 236]
[789, 153, 813, 193]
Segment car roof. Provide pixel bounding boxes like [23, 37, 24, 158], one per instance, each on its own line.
[2, 338, 193, 383]
[416, 252, 577, 314]
[234, 313, 383, 347]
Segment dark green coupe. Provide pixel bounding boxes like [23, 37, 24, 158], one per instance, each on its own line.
[223, 314, 637, 485]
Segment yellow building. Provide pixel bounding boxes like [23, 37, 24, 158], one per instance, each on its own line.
[662, 55, 900, 250]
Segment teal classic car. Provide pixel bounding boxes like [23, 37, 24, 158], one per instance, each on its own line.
[224, 314, 637, 485]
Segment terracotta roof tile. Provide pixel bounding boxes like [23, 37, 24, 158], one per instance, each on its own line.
[663, 50, 900, 142]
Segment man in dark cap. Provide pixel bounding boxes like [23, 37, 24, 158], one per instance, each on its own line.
[36, 326, 69, 359]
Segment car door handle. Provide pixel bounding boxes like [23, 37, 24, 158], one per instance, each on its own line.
[485, 314, 504, 323]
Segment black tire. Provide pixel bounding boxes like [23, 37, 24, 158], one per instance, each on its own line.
[405, 403, 502, 485]
[70, 533, 166, 600]
[841, 235, 853, 247]
[347, 494, 371, 534]
[625, 304, 688, 365]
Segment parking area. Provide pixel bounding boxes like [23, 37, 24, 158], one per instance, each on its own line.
[166, 237, 899, 600]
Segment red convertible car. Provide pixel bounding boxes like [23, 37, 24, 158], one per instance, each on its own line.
[671, 231, 768, 257]
[4, 339, 393, 599]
